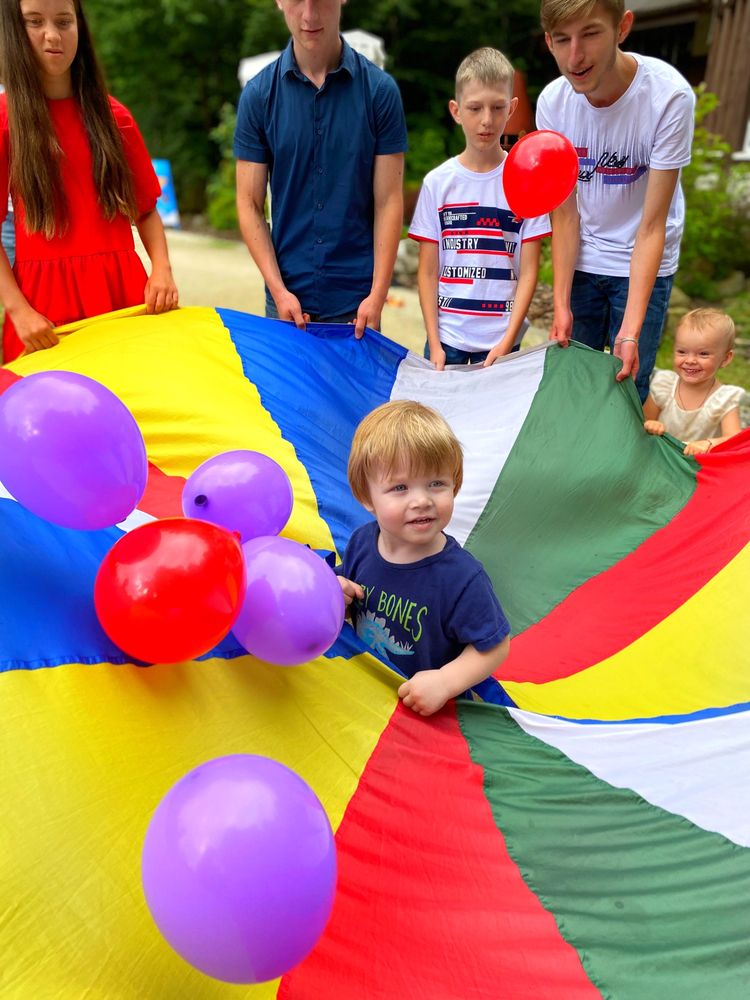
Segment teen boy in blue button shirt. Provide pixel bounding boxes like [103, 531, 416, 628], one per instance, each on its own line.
[234, 0, 407, 337]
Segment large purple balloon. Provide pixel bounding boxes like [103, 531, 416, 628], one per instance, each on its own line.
[182, 450, 293, 542]
[142, 754, 337, 984]
[233, 536, 345, 666]
[0, 371, 147, 529]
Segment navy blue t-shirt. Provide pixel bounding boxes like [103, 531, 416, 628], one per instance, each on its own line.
[339, 521, 510, 677]
[234, 39, 408, 316]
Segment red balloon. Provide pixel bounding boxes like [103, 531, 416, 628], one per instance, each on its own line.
[503, 130, 579, 219]
[94, 518, 246, 664]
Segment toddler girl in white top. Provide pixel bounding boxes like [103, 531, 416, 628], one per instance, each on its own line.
[644, 308, 744, 455]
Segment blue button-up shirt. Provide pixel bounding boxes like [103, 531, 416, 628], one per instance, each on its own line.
[234, 39, 407, 316]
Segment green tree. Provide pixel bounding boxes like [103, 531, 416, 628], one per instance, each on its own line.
[87, 0, 248, 212]
[240, 0, 547, 184]
[677, 86, 750, 299]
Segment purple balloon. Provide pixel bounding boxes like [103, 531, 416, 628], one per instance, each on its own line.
[142, 754, 337, 984]
[182, 450, 293, 542]
[233, 536, 345, 666]
[0, 371, 147, 530]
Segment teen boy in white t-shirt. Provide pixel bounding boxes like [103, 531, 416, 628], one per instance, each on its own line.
[409, 48, 550, 369]
[537, 0, 694, 401]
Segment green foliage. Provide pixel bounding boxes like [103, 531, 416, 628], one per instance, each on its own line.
[241, 0, 547, 186]
[84, 0, 549, 216]
[206, 104, 239, 231]
[677, 86, 750, 299]
[87, 0, 248, 213]
[404, 117, 449, 185]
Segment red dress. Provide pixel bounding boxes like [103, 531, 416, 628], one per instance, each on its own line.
[0, 95, 161, 363]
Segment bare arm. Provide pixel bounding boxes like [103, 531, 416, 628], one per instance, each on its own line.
[416, 240, 443, 368]
[236, 159, 307, 328]
[643, 394, 664, 435]
[397, 635, 511, 716]
[549, 190, 579, 347]
[135, 208, 178, 314]
[684, 407, 743, 455]
[0, 247, 57, 354]
[613, 168, 679, 383]
[354, 152, 404, 339]
[484, 238, 544, 366]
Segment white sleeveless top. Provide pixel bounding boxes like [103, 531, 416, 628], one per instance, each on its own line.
[650, 369, 744, 440]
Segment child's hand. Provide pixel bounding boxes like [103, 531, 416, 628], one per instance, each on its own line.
[145, 266, 179, 314]
[483, 342, 511, 367]
[398, 670, 452, 717]
[428, 344, 446, 371]
[338, 576, 364, 607]
[10, 303, 58, 354]
[684, 439, 712, 456]
[644, 419, 665, 436]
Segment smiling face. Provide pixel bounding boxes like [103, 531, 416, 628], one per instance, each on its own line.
[363, 465, 456, 564]
[450, 80, 517, 160]
[20, 0, 78, 96]
[673, 321, 733, 388]
[545, 2, 633, 106]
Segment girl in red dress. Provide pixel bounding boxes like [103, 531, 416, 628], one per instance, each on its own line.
[0, 0, 178, 362]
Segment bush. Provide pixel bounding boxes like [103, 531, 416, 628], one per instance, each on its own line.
[677, 87, 750, 299]
[205, 104, 239, 232]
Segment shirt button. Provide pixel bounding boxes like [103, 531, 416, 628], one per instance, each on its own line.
[317, 167, 323, 174]
[316, 238, 323, 244]
[316, 202, 323, 210]
[316, 128, 322, 135]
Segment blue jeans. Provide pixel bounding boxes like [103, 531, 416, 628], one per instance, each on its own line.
[423, 341, 521, 366]
[2, 210, 15, 267]
[265, 292, 356, 325]
[570, 271, 674, 402]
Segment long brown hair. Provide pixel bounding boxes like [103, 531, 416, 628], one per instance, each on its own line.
[0, 0, 138, 239]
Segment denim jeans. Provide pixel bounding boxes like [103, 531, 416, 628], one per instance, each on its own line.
[423, 341, 521, 366]
[1, 210, 15, 268]
[570, 270, 674, 402]
[265, 291, 356, 325]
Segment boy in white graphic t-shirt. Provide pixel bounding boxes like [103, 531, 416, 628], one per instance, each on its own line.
[409, 48, 550, 369]
[537, 0, 695, 401]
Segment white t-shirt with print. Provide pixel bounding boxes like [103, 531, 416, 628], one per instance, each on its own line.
[536, 54, 695, 277]
[408, 156, 550, 353]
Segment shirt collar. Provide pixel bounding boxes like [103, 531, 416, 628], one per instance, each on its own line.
[280, 36, 356, 81]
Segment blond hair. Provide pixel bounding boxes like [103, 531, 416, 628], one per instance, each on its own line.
[348, 401, 464, 505]
[679, 308, 736, 353]
[455, 47, 514, 101]
[541, 0, 624, 32]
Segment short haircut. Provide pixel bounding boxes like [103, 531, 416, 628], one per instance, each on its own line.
[455, 47, 514, 101]
[679, 308, 736, 352]
[541, 0, 625, 32]
[348, 400, 464, 505]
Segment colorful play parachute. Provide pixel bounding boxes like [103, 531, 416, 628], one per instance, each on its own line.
[1, 307, 749, 998]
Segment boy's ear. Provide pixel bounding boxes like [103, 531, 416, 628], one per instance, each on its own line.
[720, 349, 734, 368]
[508, 96, 519, 117]
[448, 99, 461, 124]
[544, 31, 554, 53]
[618, 10, 634, 44]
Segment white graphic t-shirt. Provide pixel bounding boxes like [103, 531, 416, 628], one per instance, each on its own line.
[536, 54, 695, 277]
[408, 156, 550, 352]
